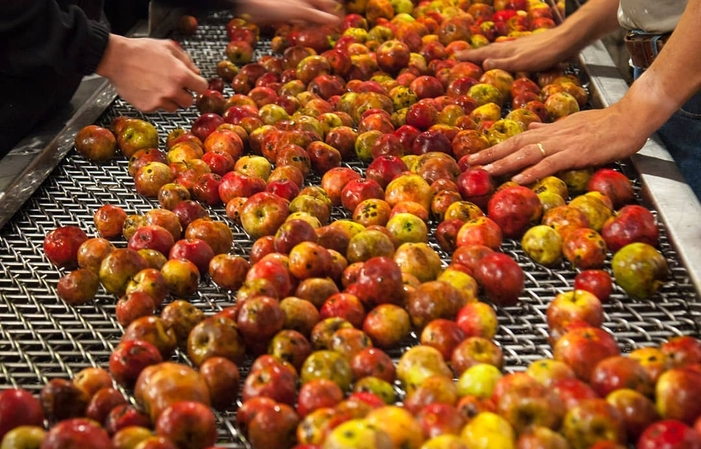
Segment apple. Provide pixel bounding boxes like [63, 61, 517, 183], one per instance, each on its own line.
[546, 289, 603, 338]
[115, 118, 159, 158]
[133, 436, 180, 449]
[553, 326, 621, 381]
[198, 357, 240, 412]
[187, 316, 246, 366]
[473, 252, 524, 307]
[590, 355, 654, 398]
[184, 218, 233, 256]
[460, 411, 515, 449]
[362, 304, 411, 349]
[662, 335, 701, 369]
[350, 347, 396, 385]
[601, 205, 659, 253]
[574, 269, 613, 303]
[612, 242, 668, 299]
[587, 168, 634, 209]
[56, 268, 99, 305]
[39, 378, 90, 422]
[115, 291, 156, 327]
[0, 425, 46, 449]
[218, 171, 266, 204]
[605, 388, 660, 441]
[160, 258, 200, 298]
[126, 268, 169, 308]
[85, 387, 127, 425]
[320, 293, 366, 329]
[240, 192, 291, 239]
[134, 362, 211, 423]
[112, 428, 162, 449]
[128, 225, 175, 256]
[104, 404, 150, 435]
[208, 254, 250, 292]
[561, 398, 627, 449]
[99, 248, 147, 296]
[0, 389, 44, 441]
[455, 302, 499, 340]
[247, 402, 300, 449]
[43, 225, 89, 269]
[191, 113, 225, 142]
[93, 204, 128, 240]
[300, 349, 354, 393]
[520, 222, 563, 265]
[245, 257, 294, 298]
[237, 295, 285, 352]
[637, 419, 701, 449]
[154, 401, 217, 449]
[656, 367, 701, 425]
[487, 185, 542, 238]
[40, 418, 112, 449]
[562, 227, 607, 269]
[456, 217, 503, 250]
[493, 373, 565, 434]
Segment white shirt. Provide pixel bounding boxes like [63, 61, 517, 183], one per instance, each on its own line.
[618, 0, 687, 34]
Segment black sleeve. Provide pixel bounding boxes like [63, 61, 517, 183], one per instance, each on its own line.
[0, 0, 110, 78]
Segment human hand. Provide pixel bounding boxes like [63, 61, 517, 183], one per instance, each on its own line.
[468, 105, 649, 184]
[97, 35, 208, 113]
[237, 0, 342, 25]
[454, 30, 571, 73]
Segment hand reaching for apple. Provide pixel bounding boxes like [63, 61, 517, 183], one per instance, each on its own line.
[454, 29, 571, 73]
[467, 103, 649, 185]
[236, 0, 342, 25]
[97, 35, 209, 113]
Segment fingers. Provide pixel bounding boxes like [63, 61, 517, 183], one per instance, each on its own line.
[468, 138, 522, 166]
[512, 150, 572, 185]
[291, 3, 342, 24]
[161, 100, 181, 113]
[182, 70, 209, 95]
[454, 47, 490, 64]
[173, 88, 197, 109]
[168, 40, 201, 74]
[310, 0, 340, 13]
[482, 143, 546, 177]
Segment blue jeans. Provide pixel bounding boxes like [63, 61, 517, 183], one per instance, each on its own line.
[634, 66, 701, 200]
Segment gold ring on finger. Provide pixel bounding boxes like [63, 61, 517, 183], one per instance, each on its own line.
[536, 142, 547, 158]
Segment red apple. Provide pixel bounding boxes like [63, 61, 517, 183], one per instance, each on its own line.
[41, 418, 112, 449]
[156, 401, 217, 449]
[637, 419, 701, 449]
[0, 389, 44, 441]
[43, 225, 89, 269]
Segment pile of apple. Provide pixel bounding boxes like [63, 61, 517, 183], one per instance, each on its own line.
[3, 0, 699, 448]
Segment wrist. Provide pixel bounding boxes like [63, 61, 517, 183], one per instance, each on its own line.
[96, 34, 127, 79]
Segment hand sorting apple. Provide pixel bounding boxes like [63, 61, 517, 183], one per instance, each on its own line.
[3, 0, 701, 447]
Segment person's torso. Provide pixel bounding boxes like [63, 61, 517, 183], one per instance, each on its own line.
[618, 0, 687, 34]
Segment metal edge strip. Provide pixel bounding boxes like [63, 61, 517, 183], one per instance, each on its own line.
[578, 40, 701, 295]
[0, 78, 118, 230]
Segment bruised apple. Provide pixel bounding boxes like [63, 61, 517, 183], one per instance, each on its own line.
[74, 125, 117, 162]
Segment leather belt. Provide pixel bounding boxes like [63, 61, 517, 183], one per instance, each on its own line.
[624, 31, 671, 70]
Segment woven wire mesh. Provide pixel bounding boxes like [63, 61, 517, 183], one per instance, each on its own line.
[0, 9, 699, 448]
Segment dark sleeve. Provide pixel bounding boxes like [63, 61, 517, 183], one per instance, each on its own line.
[0, 0, 110, 78]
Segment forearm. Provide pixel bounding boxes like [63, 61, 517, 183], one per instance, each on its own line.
[615, 0, 701, 137]
[551, 0, 622, 58]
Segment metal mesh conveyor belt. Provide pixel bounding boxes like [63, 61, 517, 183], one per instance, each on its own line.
[0, 10, 700, 448]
